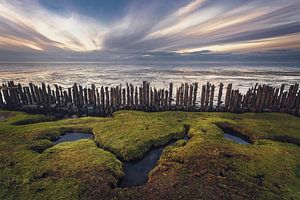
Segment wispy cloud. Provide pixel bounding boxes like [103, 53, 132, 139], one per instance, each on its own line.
[0, 0, 107, 51]
[0, 0, 300, 57]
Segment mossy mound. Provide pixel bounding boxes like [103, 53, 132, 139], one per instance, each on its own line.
[0, 109, 299, 200]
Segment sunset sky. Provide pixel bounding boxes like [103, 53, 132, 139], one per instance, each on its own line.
[0, 0, 300, 61]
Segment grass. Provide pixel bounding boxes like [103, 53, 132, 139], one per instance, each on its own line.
[0, 109, 299, 199]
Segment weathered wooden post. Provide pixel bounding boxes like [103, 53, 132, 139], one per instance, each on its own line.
[63, 90, 68, 106]
[224, 83, 232, 111]
[154, 87, 158, 107]
[72, 84, 78, 106]
[280, 91, 288, 111]
[205, 82, 211, 111]
[24, 87, 33, 105]
[164, 90, 168, 108]
[47, 84, 52, 104]
[272, 88, 279, 109]
[67, 87, 72, 104]
[35, 85, 41, 105]
[201, 85, 206, 110]
[259, 85, 267, 110]
[96, 89, 100, 107]
[78, 85, 84, 107]
[193, 82, 198, 108]
[231, 90, 238, 112]
[278, 84, 285, 107]
[188, 84, 193, 107]
[157, 89, 161, 107]
[0, 89, 4, 108]
[295, 90, 300, 115]
[169, 83, 173, 106]
[161, 89, 165, 107]
[51, 90, 55, 104]
[210, 84, 215, 111]
[217, 83, 223, 111]
[175, 87, 179, 106]
[126, 83, 130, 106]
[139, 87, 143, 106]
[288, 83, 299, 110]
[16, 83, 25, 106]
[184, 83, 189, 106]
[120, 88, 124, 106]
[41, 83, 47, 104]
[105, 87, 109, 109]
[37, 87, 43, 105]
[54, 84, 60, 105]
[22, 86, 29, 105]
[130, 84, 134, 106]
[142, 81, 146, 106]
[29, 83, 37, 104]
[110, 87, 114, 106]
[180, 84, 184, 107]
[135, 86, 138, 106]
[255, 85, 262, 111]
[91, 84, 96, 105]
[118, 85, 122, 105]
[2, 88, 10, 107]
[83, 88, 88, 105]
[150, 87, 154, 107]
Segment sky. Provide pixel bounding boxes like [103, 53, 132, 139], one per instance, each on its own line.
[0, 0, 300, 62]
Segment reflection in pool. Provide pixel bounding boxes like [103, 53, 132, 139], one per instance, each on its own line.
[53, 132, 94, 144]
[119, 135, 189, 188]
[224, 133, 250, 145]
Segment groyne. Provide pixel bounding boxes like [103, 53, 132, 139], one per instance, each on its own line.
[0, 81, 299, 116]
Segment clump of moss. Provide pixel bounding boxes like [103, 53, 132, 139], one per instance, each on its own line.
[93, 111, 189, 161]
[1, 109, 300, 200]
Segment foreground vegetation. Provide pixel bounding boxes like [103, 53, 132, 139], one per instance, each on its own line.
[0, 109, 299, 199]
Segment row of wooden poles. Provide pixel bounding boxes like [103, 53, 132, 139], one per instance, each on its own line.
[0, 81, 299, 116]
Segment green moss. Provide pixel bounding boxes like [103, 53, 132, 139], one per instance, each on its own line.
[93, 111, 189, 160]
[0, 109, 299, 199]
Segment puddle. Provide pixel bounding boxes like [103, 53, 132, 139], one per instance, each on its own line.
[0, 113, 14, 122]
[53, 132, 94, 144]
[224, 133, 250, 145]
[216, 123, 252, 145]
[118, 135, 190, 188]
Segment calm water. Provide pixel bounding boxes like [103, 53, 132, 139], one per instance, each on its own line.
[1, 62, 299, 95]
[119, 135, 190, 188]
[224, 133, 251, 145]
[53, 132, 94, 144]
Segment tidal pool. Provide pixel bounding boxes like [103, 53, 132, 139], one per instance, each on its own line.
[53, 132, 94, 144]
[119, 135, 189, 188]
[224, 133, 251, 145]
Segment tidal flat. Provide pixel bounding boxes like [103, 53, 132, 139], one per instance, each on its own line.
[0, 109, 299, 200]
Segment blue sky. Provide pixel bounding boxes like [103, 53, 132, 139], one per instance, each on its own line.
[0, 0, 300, 61]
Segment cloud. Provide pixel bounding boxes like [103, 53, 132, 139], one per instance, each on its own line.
[0, 0, 107, 52]
[102, 0, 300, 53]
[0, 0, 300, 59]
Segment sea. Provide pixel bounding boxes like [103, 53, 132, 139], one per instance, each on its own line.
[0, 62, 299, 94]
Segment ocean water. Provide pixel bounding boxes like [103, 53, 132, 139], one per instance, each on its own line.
[0, 62, 299, 94]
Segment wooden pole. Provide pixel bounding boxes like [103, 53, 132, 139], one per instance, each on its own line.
[210, 84, 215, 111]
[224, 83, 232, 111]
[200, 85, 206, 110]
[205, 82, 210, 111]
[217, 83, 223, 110]
[188, 84, 193, 107]
[169, 82, 173, 106]
[193, 82, 198, 107]
[0, 89, 4, 108]
[105, 87, 109, 108]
